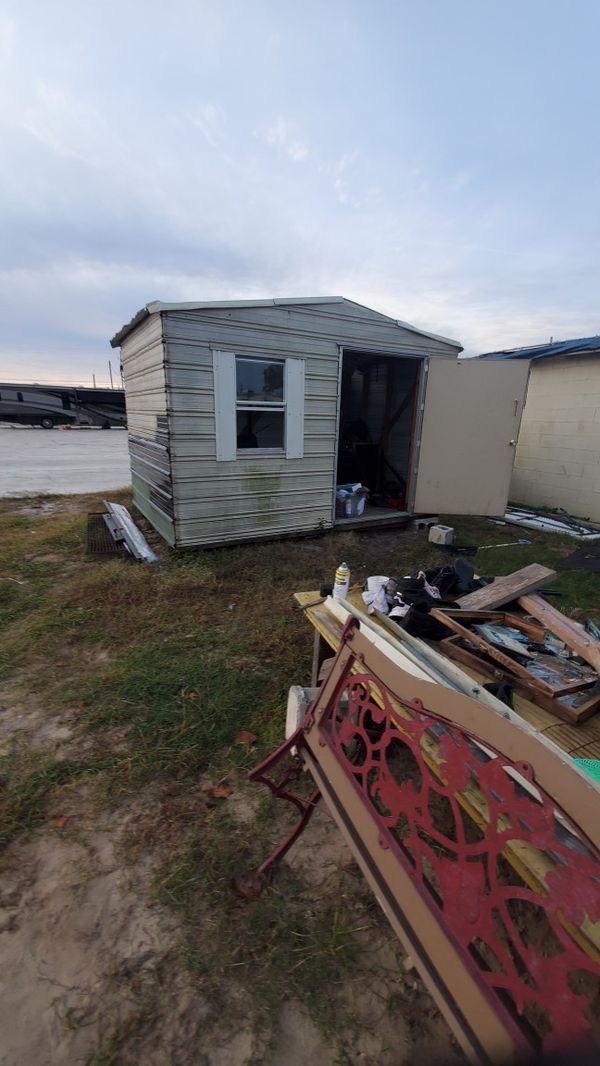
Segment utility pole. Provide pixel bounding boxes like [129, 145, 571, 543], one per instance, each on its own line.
[92, 373, 97, 387]
[108, 360, 114, 389]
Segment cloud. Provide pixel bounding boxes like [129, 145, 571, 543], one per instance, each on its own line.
[0, 13, 16, 58]
[261, 117, 309, 161]
[187, 103, 226, 148]
[0, 0, 599, 380]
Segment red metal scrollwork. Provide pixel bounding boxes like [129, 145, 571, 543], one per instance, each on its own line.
[320, 665, 600, 1053]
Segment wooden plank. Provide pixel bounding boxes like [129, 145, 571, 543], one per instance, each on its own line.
[440, 637, 600, 725]
[519, 593, 600, 673]
[431, 609, 557, 694]
[442, 609, 548, 642]
[457, 564, 556, 610]
[438, 610, 507, 622]
[502, 612, 547, 642]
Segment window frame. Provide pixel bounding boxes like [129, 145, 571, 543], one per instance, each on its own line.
[235, 354, 286, 456]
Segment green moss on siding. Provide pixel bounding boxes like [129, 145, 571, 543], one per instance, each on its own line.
[244, 467, 282, 527]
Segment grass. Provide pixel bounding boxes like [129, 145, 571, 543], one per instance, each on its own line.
[0, 742, 105, 848]
[1, 492, 599, 1053]
[157, 801, 378, 1037]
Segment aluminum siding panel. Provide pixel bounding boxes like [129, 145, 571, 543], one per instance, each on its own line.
[120, 313, 175, 543]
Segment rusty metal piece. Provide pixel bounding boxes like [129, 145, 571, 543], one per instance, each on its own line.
[250, 621, 600, 1062]
[248, 733, 321, 875]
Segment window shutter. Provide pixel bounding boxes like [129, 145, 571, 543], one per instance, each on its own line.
[213, 350, 237, 461]
[285, 358, 305, 459]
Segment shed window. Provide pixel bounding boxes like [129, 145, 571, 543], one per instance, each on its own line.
[213, 350, 305, 462]
[236, 357, 284, 403]
[235, 356, 285, 451]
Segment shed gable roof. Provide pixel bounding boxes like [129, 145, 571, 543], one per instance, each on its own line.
[110, 296, 462, 350]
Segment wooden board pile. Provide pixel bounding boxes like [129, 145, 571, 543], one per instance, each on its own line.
[429, 563, 600, 725]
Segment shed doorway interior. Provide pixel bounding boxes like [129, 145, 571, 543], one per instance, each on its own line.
[335, 350, 421, 527]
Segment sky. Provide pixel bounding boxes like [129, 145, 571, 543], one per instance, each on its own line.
[1, 0, 599, 383]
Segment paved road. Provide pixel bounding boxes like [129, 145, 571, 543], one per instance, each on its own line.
[0, 426, 131, 496]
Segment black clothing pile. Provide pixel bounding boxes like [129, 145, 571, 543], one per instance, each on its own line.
[371, 559, 492, 641]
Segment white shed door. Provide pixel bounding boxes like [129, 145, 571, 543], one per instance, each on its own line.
[413, 359, 530, 515]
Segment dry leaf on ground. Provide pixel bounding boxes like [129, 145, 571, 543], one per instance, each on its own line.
[234, 731, 257, 746]
[204, 781, 234, 800]
[230, 872, 265, 900]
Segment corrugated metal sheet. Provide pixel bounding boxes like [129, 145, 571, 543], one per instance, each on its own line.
[477, 335, 600, 361]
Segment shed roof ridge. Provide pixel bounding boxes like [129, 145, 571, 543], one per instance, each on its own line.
[111, 295, 463, 349]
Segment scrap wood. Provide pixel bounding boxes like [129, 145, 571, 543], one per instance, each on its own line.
[525, 654, 597, 696]
[440, 608, 546, 642]
[432, 608, 561, 696]
[457, 563, 556, 610]
[332, 593, 518, 718]
[519, 593, 600, 674]
[437, 608, 596, 697]
[441, 637, 600, 725]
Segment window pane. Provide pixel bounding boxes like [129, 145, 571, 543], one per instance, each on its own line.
[237, 410, 284, 450]
[236, 357, 284, 402]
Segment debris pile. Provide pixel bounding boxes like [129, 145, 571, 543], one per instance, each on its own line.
[362, 560, 600, 726]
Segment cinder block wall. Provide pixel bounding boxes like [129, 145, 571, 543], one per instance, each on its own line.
[511, 354, 600, 521]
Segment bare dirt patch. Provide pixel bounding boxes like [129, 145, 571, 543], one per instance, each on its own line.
[0, 775, 463, 1066]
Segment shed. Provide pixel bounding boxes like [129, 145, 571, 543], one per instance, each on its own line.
[478, 335, 600, 522]
[110, 297, 529, 547]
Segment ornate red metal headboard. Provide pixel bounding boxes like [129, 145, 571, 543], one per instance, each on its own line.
[250, 618, 600, 1063]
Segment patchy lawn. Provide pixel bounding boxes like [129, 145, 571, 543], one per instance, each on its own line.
[0, 494, 597, 1065]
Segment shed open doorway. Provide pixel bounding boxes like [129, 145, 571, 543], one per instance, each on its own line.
[335, 351, 421, 527]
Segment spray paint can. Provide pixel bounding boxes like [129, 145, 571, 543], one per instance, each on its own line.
[333, 562, 351, 602]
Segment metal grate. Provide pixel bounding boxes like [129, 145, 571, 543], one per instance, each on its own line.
[86, 513, 127, 558]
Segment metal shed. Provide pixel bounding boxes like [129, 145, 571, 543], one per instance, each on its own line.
[110, 297, 529, 548]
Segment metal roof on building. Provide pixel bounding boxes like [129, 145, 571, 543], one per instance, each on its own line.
[477, 335, 600, 361]
[110, 296, 462, 349]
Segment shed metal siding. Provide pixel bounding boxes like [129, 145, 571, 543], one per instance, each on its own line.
[161, 301, 459, 546]
[120, 314, 176, 544]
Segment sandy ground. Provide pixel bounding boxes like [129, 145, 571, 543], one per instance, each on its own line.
[0, 675, 461, 1066]
[0, 426, 131, 496]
